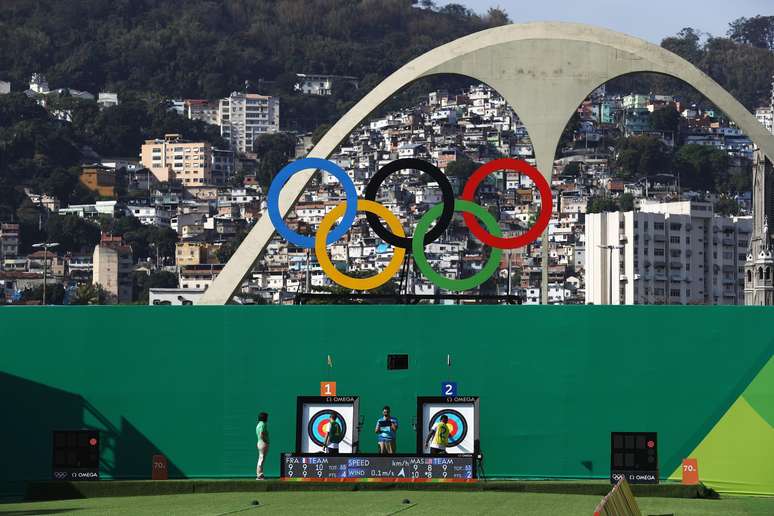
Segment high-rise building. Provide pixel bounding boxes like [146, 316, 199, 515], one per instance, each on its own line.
[92, 234, 133, 304]
[0, 223, 20, 269]
[139, 134, 213, 185]
[219, 92, 279, 154]
[585, 200, 751, 305]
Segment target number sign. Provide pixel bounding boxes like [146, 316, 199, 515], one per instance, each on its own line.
[320, 382, 336, 396]
[441, 382, 457, 397]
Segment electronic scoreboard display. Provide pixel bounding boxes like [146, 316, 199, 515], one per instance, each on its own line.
[281, 453, 476, 482]
[610, 432, 658, 484]
[52, 430, 100, 480]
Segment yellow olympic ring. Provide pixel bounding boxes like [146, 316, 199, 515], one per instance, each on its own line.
[315, 200, 406, 290]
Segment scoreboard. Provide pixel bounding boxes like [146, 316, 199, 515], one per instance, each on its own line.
[281, 453, 476, 482]
[610, 432, 658, 484]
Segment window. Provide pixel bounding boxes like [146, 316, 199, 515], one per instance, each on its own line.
[654, 248, 665, 256]
[670, 236, 680, 243]
[670, 223, 681, 230]
[654, 222, 665, 230]
[767, 268, 771, 280]
[670, 289, 680, 297]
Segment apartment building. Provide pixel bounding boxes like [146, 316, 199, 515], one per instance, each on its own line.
[92, 234, 134, 304]
[139, 134, 212, 185]
[0, 223, 20, 268]
[219, 93, 279, 154]
[585, 200, 751, 305]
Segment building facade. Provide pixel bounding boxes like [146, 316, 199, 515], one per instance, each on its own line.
[586, 201, 751, 305]
[92, 235, 133, 304]
[79, 164, 116, 198]
[0, 223, 20, 269]
[219, 93, 279, 154]
[140, 134, 213, 185]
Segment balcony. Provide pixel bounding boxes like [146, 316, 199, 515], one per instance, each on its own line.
[654, 234, 665, 242]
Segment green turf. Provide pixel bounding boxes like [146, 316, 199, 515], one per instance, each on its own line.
[2, 492, 774, 516]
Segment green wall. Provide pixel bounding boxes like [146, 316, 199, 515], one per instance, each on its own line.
[1, 306, 772, 496]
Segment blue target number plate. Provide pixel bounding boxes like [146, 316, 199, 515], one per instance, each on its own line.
[441, 382, 457, 397]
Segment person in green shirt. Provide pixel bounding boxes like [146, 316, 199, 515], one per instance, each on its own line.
[255, 412, 269, 479]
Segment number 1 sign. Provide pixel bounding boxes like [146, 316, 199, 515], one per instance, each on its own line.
[320, 381, 336, 396]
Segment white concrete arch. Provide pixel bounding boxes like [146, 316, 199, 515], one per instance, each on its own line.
[201, 21, 774, 305]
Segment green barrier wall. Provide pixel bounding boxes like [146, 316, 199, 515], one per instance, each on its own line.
[1, 306, 773, 496]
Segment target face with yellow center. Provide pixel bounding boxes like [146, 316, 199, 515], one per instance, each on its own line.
[418, 397, 479, 454]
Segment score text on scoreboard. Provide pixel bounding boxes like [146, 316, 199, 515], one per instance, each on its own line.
[281, 453, 476, 482]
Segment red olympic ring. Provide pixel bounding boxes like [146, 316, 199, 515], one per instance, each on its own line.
[460, 158, 552, 249]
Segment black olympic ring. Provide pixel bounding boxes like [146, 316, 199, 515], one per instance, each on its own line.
[363, 158, 455, 250]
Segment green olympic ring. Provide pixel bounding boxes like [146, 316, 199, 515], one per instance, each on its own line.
[412, 200, 503, 292]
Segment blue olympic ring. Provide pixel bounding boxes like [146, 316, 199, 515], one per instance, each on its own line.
[267, 158, 358, 248]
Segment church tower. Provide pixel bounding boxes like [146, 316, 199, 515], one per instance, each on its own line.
[745, 149, 774, 305]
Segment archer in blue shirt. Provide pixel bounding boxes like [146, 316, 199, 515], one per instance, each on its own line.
[375, 405, 398, 454]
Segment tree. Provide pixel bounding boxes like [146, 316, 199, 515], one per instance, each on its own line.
[586, 195, 619, 214]
[674, 144, 729, 192]
[253, 132, 298, 191]
[715, 197, 740, 216]
[619, 193, 635, 212]
[46, 214, 101, 254]
[650, 107, 680, 133]
[728, 16, 774, 50]
[134, 270, 178, 303]
[615, 136, 671, 179]
[70, 284, 107, 305]
[20, 284, 66, 305]
[445, 158, 478, 194]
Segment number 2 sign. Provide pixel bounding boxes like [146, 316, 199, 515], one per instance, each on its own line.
[320, 381, 336, 396]
[441, 382, 457, 397]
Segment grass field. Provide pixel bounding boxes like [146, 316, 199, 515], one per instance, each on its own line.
[2, 491, 774, 516]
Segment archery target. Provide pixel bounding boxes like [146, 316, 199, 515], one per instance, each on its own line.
[300, 402, 355, 453]
[421, 402, 476, 453]
[307, 410, 347, 447]
[428, 409, 467, 447]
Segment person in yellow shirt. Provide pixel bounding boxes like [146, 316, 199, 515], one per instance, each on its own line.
[425, 415, 450, 455]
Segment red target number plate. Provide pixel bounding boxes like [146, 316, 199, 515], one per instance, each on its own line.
[320, 382, 336, 396]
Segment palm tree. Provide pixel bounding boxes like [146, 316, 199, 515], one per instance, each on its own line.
[70, 284, 106, 305]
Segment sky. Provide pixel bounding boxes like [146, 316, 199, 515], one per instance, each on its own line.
[441, 0, 772, 44]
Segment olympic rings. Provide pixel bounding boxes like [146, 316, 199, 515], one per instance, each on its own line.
[412, 200, 503, 291]
[267, 156, 554, 291]
[315, 200, 407, 290]
[460, 158, 552, 249]
[363, 158, 455, 250]
[268, 158, 359, 248]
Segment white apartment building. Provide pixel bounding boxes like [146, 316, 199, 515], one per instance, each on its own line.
[128, 206, 172, 226]
[219, 92, 280, 153]
[294, 74, 358, 96]
[585, 200, 751, 305]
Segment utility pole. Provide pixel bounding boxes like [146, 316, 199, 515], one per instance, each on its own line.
[32, 242, 59, 305]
